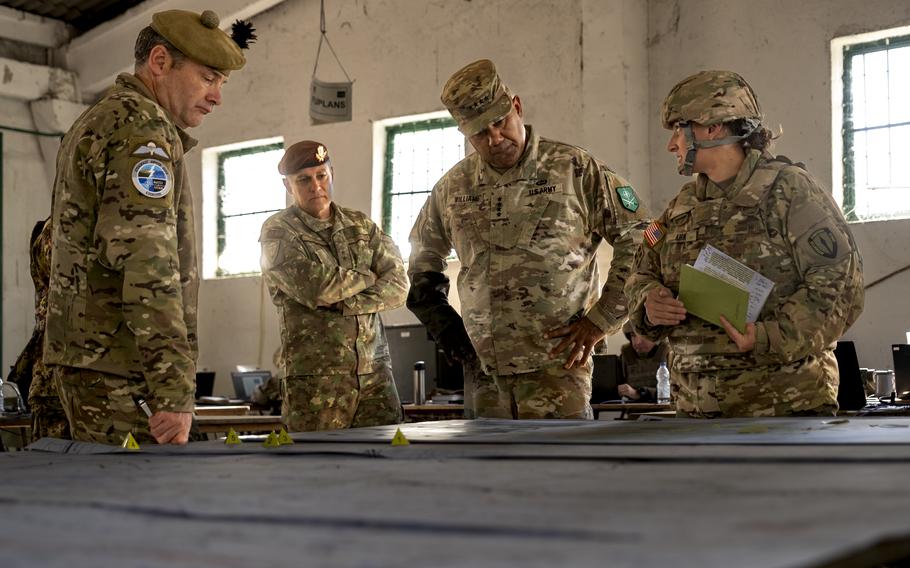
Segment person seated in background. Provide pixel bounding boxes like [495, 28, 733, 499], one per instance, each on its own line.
[616, 323, 669, 403]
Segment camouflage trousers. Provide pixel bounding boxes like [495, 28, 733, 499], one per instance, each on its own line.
[52, 366, 155, 445]
[282, 364, 403, 432]
[474, 361, 594, 420]
[672, 352, 839, 418]
[29, 396, 70, 442]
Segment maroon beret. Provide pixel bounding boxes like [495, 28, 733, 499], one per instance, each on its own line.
[278, 140, 331, 175]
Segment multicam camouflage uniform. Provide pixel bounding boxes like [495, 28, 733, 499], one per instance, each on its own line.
[45, 73, 199, 444]
[6, 219, 70, 440]
[260, 203, 407, 431]
[408, 126, 649, 419]
[626, 150, 864, 417]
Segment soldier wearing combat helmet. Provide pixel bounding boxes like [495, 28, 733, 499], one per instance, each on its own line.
[626, 70, 864, 417]
[408, 59, 650, 420]
[45, 10, 255, 445]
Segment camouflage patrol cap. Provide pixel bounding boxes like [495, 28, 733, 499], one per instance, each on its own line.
[278, 140, 331, 175]
[151, 10, 245, 74]
[661, 70, 762, 129]
[441, 59, 515, 136]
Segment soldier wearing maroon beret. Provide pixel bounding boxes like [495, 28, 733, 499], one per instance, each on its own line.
[260, 141, 408, 431]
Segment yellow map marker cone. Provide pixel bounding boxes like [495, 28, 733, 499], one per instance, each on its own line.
[224, 428, 242, 445]
[263, 430, 281, 448]
[277, 428, 294, 445]
[391, 427, 410, 446]
[121, 432, 140, 450]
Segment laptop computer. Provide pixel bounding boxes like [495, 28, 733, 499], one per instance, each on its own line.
[230, 370, 271, 401]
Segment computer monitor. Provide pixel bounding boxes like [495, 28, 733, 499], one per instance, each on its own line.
[591, 354, 622, 403]
[195, 371, 215, 399]
[834, 341, 865, 410]
[230, 370, 271, 401]
[891, 344, 910, 399]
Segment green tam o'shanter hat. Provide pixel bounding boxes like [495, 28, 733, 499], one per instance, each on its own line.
[151, 9, 256, 75]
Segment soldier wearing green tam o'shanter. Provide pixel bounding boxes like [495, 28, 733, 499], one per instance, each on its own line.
[45, 9, 256, 446]
[407, 59, 651, 421]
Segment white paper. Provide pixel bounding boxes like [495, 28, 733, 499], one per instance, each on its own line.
[693, 244, 774, 322]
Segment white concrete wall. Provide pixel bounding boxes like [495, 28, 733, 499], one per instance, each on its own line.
[647, 0, 910, 370]
[1, 97, 54, 376]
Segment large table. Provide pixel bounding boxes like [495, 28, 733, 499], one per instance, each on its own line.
[3, 416, 910, 567]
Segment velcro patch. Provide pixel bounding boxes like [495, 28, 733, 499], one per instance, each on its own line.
[131, 159, 172, 199]
[616, 185, 639, 212]
[808, 227, 837, 259]
[643, 221, 666, 248]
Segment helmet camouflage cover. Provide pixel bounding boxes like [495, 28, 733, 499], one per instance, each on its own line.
[661, 70, 762, 129]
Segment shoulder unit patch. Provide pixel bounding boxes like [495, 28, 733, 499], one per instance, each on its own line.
[131, 159, 173, 199]
[616, 185, 639, 212]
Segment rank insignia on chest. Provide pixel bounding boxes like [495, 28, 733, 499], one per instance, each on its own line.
[131, 159, 173, 199]
[643, 220, 666, 248]
[616, 185, 639, 212]
[131, 141, 170, 160]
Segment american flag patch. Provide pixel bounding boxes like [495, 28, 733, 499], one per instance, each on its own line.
[643, 221, 665, 248]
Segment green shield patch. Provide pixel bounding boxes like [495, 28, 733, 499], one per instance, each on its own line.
[616, 185, 639, 212]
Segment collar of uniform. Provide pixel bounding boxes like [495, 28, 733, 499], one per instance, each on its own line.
[295, 201, 337, 232]
[695, 148, 762, 201]
[115, 73, 198, 152]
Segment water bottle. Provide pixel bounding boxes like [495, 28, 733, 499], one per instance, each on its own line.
[656, 362, 670, 404]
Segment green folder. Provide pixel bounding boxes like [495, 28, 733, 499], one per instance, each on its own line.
[678, 264, 748, 333]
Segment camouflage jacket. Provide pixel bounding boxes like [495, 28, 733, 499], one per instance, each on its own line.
[627, 149, 864, 377]
[45, 73, 199, 413]
[408, 126, 649, 375]
[8, 219, 53, 405]
[260, 203, 408, 376]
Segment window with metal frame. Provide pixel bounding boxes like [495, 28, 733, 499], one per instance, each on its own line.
[841, 32, 910, 221]
[382, 117, 465, 258]
[215, 142, 285, 276]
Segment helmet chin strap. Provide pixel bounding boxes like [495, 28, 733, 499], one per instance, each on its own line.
[677, 121, 760, 176]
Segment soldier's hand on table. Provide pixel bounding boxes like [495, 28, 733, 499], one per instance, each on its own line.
[617, 384, 641, 400]
[719, 315, 756, 352]
[645, 286, 687, 326]
[545, 316, 606, 369]
[149, 411, 193, 445]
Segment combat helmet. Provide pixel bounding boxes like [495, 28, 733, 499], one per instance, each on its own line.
[661, 70, 763, 175]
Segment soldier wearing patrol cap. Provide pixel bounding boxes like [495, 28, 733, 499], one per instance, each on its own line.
[45, 9, 255, 445]
[259, 141, 408, 432]
[626, 70, 864, 417]
[407, 59, 650, 420]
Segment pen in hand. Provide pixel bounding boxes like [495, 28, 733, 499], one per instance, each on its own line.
[134, 397, 153, 418]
